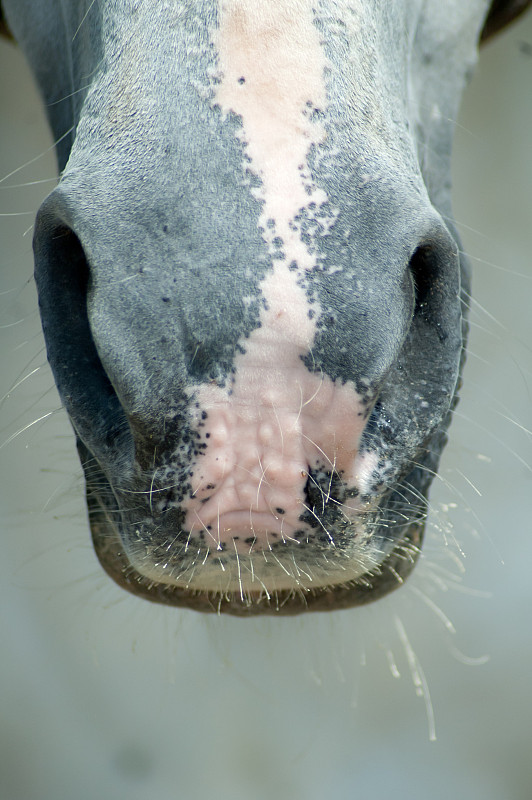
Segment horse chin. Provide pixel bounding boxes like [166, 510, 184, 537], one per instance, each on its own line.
[80, 440, 425, 616]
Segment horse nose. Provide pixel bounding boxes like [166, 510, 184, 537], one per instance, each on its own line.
[32, 180, 461, 478]
[32, 174, 464, 607]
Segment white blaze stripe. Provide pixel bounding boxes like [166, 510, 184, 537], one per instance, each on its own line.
[214, 0, 329, 268]
[176, 3, 371, 550]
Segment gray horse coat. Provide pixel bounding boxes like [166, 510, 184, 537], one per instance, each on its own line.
[2, 0, 530, 614]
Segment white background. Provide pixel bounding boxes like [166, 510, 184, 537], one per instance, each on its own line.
[1, 12, 531, 800]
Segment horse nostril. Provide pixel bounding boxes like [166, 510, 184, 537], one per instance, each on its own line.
[409, 244, 442, 321]
[405, 222, 461, 330]
[409, 245, 431, 316]
[33, 216, 132, 465]
[35, 224, 89, 295]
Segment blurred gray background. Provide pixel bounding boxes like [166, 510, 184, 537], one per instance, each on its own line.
[1, 12, 531, 800]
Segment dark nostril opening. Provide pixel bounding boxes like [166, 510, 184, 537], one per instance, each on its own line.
[409, 244, 435, 318]
[362, 225, 461, 450]
[52, 225, 91, 309]
[34, 221, 131, 464]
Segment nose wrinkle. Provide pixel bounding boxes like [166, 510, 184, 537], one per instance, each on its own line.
[182, 341, 369, 550]
[188, 404, 307, 525]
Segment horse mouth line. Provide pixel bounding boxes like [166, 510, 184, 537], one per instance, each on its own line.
[82, 449, 425, 615]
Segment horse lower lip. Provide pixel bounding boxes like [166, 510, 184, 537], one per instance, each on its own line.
[76, 424, 429, 609]
[88, 484, 425, 616]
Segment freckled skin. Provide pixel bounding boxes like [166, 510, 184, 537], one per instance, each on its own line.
[2, 0, 527, 614]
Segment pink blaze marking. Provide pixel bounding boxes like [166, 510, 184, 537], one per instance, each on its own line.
[180, 2, 370, 551]
[213, 0, 329, 264]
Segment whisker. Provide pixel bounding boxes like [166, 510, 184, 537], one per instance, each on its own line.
[0, 126, 74, 185]
[394, 614, 436, 742]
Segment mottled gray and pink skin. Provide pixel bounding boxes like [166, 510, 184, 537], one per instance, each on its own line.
[4, 0, 521, 613]
[172, 8, 373, 592]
